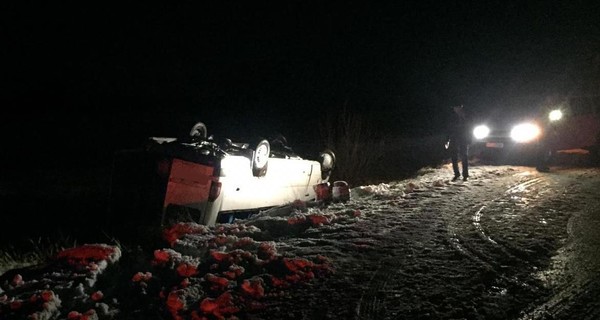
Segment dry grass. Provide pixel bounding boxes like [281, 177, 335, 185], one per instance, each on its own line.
[0, 232, 127, 277]
[319, 106, 385, 186]
[318, 107, 449, 186]
[0, 236, 78, 275]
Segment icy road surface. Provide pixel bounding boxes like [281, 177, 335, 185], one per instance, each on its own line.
[249, 165, 600, 320]
[1, 165, 599, 320]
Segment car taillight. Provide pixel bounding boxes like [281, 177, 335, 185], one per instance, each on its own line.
[209, 180, 222, 202]
[315, 182, 331, 201]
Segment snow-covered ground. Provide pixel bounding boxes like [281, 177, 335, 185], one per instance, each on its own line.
[1, 164, 599, 319]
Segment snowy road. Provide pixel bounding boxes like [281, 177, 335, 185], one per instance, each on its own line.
[1, 165, 599, 320]
[250, 165, 600, 320]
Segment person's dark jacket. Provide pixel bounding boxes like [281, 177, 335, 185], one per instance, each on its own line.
[446, 109, 472, 145]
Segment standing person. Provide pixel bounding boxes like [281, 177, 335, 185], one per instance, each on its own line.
[445, 105, 471, 181]
[535, 139, 552, 172]
[535, 108, 561, 172]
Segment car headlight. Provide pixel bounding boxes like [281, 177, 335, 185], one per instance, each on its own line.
[549, 109, 563, 122]
[510, 123, 541, 143]
[473, 125, 490, 140]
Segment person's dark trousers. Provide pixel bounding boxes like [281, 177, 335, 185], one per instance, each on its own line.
[535, 139, 551, 171]
[450, 140, 469, 178]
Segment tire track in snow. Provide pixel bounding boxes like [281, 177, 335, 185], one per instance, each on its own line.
[505, 176, 544, 194]
[519, 196, 600, 319]
[356, 256, 396, 319]
[355, 186, 460, 319]
[447, 174, 546, 261]
[340, 166, 581, 319]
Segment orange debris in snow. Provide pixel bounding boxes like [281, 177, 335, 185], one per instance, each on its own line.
[167, 291, 185, 319]
[205, 274, 230, 291]
[199, 291, 240, 318]
[153, 249, 171, 264]
[210, 251, 230, 262]
[163, 223, 210, 246]
[283, 257, 314, 273]
[285, 273, 302, 283]
[56, 244, 119, 264]
[267, 275, 292, 288]
[287, 216, 306, 225]
[199, 297, 218, 314]
[233, 237, 255, 248]
[257, 242, 277, 260]
[308, 214, 331, 225]
[214, 235, 230, 246]
[132, 271, 153, 282]
[177, 262, 198, 277]
[91, 291, 104, 301]
[223, 265, 245, 279]
[240, 278, 265, 298]
[41, 290, 55, 302]
[180, 277, 191, 288]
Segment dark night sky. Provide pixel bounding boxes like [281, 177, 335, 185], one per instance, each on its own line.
[2, 1, 599, 174]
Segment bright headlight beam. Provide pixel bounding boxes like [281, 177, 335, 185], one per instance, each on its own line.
[473, 125, 490, 140]
[511, 123, 541, 143]
[549, 109, 563, 122]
